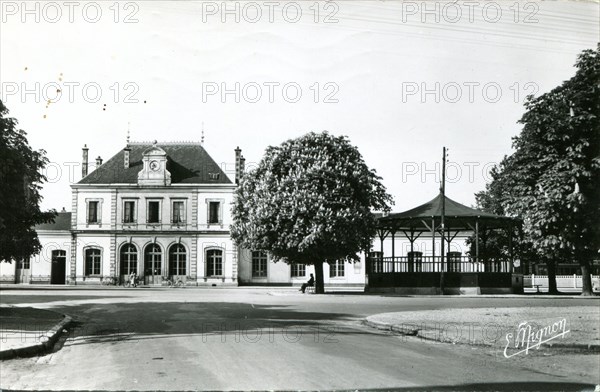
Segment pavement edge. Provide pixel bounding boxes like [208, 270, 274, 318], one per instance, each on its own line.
[0, 315, 73, 360]
[363, 315, 600, 351]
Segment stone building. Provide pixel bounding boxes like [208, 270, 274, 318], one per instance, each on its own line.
[1, 140, 366, 288]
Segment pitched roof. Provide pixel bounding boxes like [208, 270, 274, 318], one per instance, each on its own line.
[378, 194, 519, 230]
[35, 212, 71, 231]
[78, 142, 233, 185]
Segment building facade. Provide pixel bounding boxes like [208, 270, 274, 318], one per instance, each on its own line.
[1, 140, 366, 288]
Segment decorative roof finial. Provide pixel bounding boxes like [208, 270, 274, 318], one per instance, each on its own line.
[126, 122, 131, 145]
[153, 139, 158, 146]
[201, 122, 205, 146]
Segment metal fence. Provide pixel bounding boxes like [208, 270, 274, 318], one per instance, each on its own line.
[367, 256, 512, 274]
[524, 274, 600, 289]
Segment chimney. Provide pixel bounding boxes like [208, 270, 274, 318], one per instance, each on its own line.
[234, 146, 242, 184]
[240, 155, 246, 178]
[96, 156, 103, 166]
[124, 145, 131, 168]
[82, 145, 89, 178]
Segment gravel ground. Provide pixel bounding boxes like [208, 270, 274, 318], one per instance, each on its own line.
[367, 306, 600, 350]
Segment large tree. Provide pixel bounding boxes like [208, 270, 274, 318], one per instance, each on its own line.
[0, 100, 56, 262]
[499, 46, 600, 296]
[231, 131, 393, 293]
[465, 162, 551, 291]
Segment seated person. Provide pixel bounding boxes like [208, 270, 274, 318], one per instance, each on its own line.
[300, 273, 315, 293]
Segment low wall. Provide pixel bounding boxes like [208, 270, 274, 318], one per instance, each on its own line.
[367, 272, 518, 295]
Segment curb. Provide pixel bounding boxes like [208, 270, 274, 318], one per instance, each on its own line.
[363, 318, 600, 351]
[0, 315, 73, 360]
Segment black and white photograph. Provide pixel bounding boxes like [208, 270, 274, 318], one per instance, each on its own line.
[0, 1, 599, 391]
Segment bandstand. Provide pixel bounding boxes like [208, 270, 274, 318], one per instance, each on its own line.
[366, 194, 524, 295]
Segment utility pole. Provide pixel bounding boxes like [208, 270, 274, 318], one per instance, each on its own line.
[440, 147, 447, 294]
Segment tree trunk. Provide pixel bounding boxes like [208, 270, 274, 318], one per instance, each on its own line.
[314, 260, 325, 294]
[546, 260, 559, 294]
[580, 260, 593, 296]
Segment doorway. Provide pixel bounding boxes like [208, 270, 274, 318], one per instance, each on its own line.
[144, 244, 162, 285]
[15, 259, 31, 284]
[51, 250, 67, 284]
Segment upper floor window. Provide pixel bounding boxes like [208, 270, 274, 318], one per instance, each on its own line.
[172, 201, 185, 224]
[87, 201, 99, 223]
[291, 264, 306, 278]
[85, 248, 101, 276]
[148, 201, 160, 223]
[123, 201, 136, 223]
[252, 251, 267, 278]
[208, 201, 220, 224]
[330, 260, 345, 278]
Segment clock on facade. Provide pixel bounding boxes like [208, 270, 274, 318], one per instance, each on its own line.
[149, 160, 159, 171]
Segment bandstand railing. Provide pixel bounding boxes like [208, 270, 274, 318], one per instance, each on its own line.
[367, 256, 512, 274]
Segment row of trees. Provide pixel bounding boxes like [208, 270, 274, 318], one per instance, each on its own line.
[233, 46, 598, 296]
[2, 47, 597, 296]
[467, 45, 599, 295]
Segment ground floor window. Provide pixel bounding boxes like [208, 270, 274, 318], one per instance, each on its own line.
[252, 251, 267, 277]
[145, 244, 162, 276]
[120, 244, 137, 275]
[85, 248, 101, 276]
[206, 249, 223, 277]
[17, 259, 31, 269]
[330, 260, 345, 277]
[169, 244, 187, 276]
[291, 264, 305, 277]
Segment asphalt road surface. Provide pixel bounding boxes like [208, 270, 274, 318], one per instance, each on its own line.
[1, 288, 599, 391]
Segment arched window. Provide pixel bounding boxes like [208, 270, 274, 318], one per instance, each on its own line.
[206, 249, 223, 277]
[169, 244, 187, 276]
[144, 244, 162, 276]
[85, 248, 101, 276]
[120, 244, 138, 275]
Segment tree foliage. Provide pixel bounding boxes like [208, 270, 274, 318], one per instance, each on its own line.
[0, 100, 56, 262]
[491, 46, 600, 295]
[231, 131, 393, 293]
[465, 164, 535, 268]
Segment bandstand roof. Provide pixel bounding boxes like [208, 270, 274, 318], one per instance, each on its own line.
[378, 194, 520, 232]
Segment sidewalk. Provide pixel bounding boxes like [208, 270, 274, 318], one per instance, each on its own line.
[365, 306, 600, 351]
[0, 306, 72, 359]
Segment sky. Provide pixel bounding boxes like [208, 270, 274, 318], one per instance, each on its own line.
[1, 0, 598, 212]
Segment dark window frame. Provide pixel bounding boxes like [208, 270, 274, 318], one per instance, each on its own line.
[123, 200, 136, 223]
[85, 248, 102, 276]
[147, 201, 161, 223]
[169, 244, 187, 276]
[329, 260, 345, 278]
[88, 201, 99, 223]
[120, 244, 138, 275]
[251, 251, 268, 278]
[208, 201, 220, 224]
[206, 249, 223, 277]
[291, 264, 306, 278]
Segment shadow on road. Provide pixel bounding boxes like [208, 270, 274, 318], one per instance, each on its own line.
[58, 302, 369, 347]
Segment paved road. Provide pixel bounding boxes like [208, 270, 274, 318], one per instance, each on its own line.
[1, 288, 599, 390]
